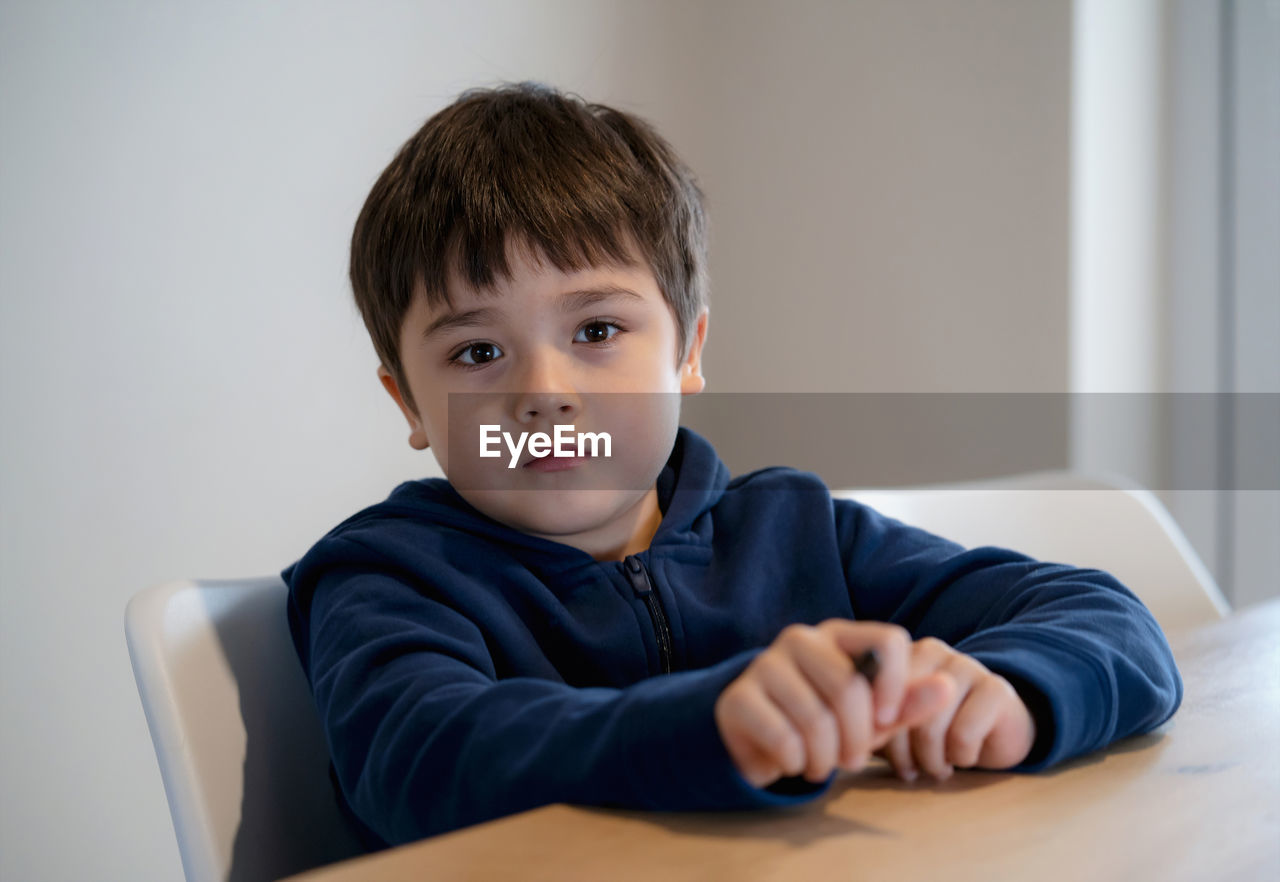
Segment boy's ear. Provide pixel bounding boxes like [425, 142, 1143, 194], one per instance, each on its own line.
[680, 310, 709, 396]
[377, 366, 430, 450]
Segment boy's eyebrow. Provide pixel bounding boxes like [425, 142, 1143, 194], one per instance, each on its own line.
[422, 307, 502, 341]
[559, 285, 645, 313]
[421, 286, 645, 341]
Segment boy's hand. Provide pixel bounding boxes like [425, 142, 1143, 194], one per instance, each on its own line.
[714, 621, 955, 788]
[877, 636, 1036, 782]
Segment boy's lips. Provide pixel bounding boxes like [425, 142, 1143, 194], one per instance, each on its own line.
[522, 453, 592, 472]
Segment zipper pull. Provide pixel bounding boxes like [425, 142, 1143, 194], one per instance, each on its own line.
[623, 554, 650, 595]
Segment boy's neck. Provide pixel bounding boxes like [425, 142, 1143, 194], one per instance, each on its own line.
[608, 486, 664, 561]
[528, 486, 663, 563]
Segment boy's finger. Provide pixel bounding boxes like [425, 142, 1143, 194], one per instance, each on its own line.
[945, 676, 1004, 768]
[782, 624, 865, 713]
[734, 737, 787, 789]
[893, 671, 956, 729]
[978, 679, 1038, 769]
[910, 721, 953, 781]
[777, 626, 873, 767]
[755, 651, 838, 780]
[832, 673, 874, 770]
[881, 730, 917, 782]
[817, 620, 912, 728]
[908, 672, 966, 780]
[723, 679, 808, 779]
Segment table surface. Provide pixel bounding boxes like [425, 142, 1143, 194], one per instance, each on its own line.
[285, 600, 1280, 882]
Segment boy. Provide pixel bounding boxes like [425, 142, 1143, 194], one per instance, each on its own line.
[283, 82, 1181, 850]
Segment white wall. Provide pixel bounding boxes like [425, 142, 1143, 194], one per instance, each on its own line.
[1, 2, 1073, 880]
[658, 0, 1075, 484]
[669, 0, 1072, 396]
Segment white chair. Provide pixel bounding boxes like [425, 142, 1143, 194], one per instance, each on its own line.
[833, 471, 1229, 634]
[125, 576, 365, 882]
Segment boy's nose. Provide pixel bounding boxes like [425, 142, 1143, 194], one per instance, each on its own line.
[515, 392, 579, 424]
[512, 351, 581, 424]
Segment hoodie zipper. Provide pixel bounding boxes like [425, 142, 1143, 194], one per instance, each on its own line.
[622, 554, 673, 675]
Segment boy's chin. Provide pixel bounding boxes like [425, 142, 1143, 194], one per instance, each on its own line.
[463, 487, 647, 545]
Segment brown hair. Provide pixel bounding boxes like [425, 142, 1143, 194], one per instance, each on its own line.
[350, 81, 709, 413]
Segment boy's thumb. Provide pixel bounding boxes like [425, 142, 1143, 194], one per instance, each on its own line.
[895, 672, 956, 728]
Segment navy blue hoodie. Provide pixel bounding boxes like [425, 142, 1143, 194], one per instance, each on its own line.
[283, 426, 1182, 848]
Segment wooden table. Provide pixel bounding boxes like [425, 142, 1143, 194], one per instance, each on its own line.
[286, 600, 1280, 881]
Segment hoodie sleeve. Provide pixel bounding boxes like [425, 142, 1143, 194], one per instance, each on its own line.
[285, 536, 817, 847]
[832, 498, 1183, 770]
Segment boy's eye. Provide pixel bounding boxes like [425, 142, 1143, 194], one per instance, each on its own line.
[574, 320, 623, 344]
[452, 341, 503, 367]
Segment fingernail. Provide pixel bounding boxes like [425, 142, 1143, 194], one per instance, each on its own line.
[901, 767, 917, 782]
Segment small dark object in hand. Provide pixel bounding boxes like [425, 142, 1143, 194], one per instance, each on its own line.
[854, 648, 880, 684]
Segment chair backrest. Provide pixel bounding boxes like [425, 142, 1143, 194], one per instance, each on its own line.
[125, 577, 365, 882]
[833, 471, 1229, 634]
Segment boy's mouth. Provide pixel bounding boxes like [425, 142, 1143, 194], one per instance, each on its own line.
[522, 453, 592, 472]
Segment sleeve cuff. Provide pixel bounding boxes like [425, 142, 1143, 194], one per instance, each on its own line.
[624, 649, 833, 810]
[959, 629, 1114, 772]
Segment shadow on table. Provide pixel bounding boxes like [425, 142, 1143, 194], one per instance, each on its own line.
[581, 760, 1015, 848]
[1037, 730, 1168, 776]
[588, 800, 893, 848]
[840, 730, 1167, 796]
[587, 732, 1168, 850]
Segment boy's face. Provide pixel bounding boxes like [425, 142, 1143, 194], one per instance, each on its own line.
[379, 237, 708, 560]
